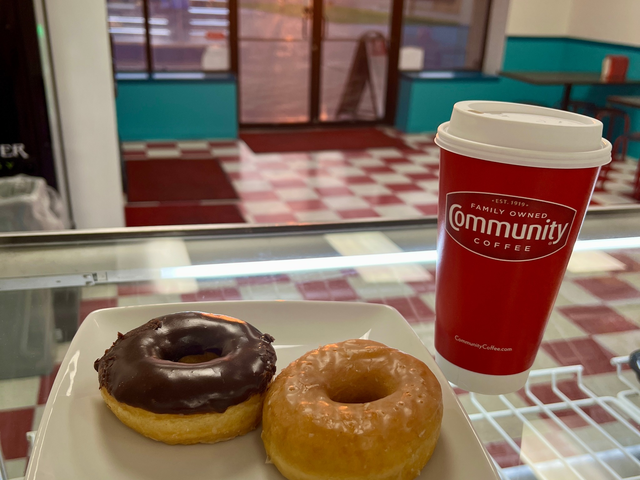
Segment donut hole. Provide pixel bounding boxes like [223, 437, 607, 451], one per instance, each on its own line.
[164, 346, 223, 364]
[327, 374, 397, 404]
[178, 351, 220, 364]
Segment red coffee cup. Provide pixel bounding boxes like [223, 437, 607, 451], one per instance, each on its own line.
[434, 101, 611, 394]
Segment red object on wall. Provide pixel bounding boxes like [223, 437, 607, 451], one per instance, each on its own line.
[601, 55, 629, 82]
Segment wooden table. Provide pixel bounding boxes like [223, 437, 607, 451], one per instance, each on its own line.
[499, 71, 640, 110]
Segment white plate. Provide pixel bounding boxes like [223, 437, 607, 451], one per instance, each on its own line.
[27, 301, 499, 480]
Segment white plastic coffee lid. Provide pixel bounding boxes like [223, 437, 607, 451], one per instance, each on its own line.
[435, 351, 530, 395]
[436, 101, 611, 169]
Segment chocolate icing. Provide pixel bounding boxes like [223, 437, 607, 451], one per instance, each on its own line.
[94, 312, 277, 415]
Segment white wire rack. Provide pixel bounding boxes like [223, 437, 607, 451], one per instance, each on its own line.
[467, 358, 640, 480]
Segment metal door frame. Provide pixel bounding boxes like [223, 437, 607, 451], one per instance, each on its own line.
[234, 0, 404, 128]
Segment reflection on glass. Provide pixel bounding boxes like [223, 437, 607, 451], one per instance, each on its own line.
[107, 0, 148, 71]
[321, 0, 391, 121]
[106, 0, 231, 72]
[149, 0, 230, 71]
[238, 0, 311, 123]
[401, 0, 491, 71]
[239, 41, 310, 123]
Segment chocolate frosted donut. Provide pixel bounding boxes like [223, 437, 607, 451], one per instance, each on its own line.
[94, 312, 277, 444]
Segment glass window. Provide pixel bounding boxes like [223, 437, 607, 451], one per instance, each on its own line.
[401, 0, 491, 71]
[107, 0, 148, 71]
[106, 0, 231, 72]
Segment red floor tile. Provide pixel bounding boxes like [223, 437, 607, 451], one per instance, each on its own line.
[360, 166, 396, 174]
[228, 171, 263, 181]
[607, 253, 640, 272]
[38, 364, 61, 405]
[0, 408, 34, 459]
[126, 159, 237, 202]
[235, 274, 290, 286]
[181, 287, 242, 302]
[524, 379, 589, 406]
[557, 305, 639, 334]
[122, 152, 147, 160]
[342, 176, 377, 185]
[369, 296, 435, 324]
[286, 200, 328, 212]
[573, 276, 640, 301]
[362, 195, 403, 206]
[542, 338, 616, 375]
[407, 173, 439, 181]
[386, 184, 424, 192]
[406, 279, 437, 294]
[209, 141, 238, 148]
[269, 179, 308, 189]
[415, 204, 438, 216]
[338, 209, 380, 219]
[315, 187, 353, 197]
[126, 203, 244, 227]
[79, 298, 118, 326]
[382, 157, 412, 164]
[296, 279, 358, 301]
[217, 155, 241, 163]
[485, 441, 523, 469]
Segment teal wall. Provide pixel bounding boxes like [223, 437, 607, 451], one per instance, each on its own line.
[115, 75, 237, 141]
[396, 37, 640, 156]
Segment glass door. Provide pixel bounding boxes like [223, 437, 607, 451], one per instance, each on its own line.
[319, 0, 394, 122]
[238, 0, 396, 125]
[238, 0, 313, 124]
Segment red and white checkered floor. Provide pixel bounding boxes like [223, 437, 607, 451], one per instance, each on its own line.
[121, 131, 640, 226]
[3, 246, 640, 477]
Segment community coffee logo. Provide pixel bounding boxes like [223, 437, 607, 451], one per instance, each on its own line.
[445, 192, 576, 262]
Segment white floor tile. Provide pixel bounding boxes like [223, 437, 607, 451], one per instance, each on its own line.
[276, 188, 319, 201]
[591, 192, 636, 205]
[326, 166, 366, 177]
[370, 173, 412, 184]
[243, 201, 291, 215]
[211, 147, 240, 156]
[593, 329, 640, 356]
[348, 158, 386, 167]
[81, 285, 118, 300]
[305, 177, 345, 188]
[366, 148, 403, 157]
[373, 204, 423, 218]
[5, 458, 27, 479]
[121, 142, 146, 152]
[233, 180, 273, 192]
[347, 184, 392, 196]
[390, 163, 430, 174]
[146, 148, 181, 159]
[416, 179, 440, 191]
[397, 191, 439, 205]
[312, 151, 344, 161]
[0, 376, 40, 410]
[294, 210, 342, 222]
[238, 282, 303, 301]
[323, 196, 370, 211]
[177, 141, 209, 150]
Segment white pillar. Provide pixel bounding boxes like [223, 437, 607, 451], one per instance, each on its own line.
[44, 0, 125, 229]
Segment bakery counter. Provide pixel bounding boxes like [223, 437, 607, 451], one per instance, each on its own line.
[1, 210, 640, 479]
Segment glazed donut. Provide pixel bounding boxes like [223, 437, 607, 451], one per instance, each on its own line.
[94, 311, 276, 445]
[262, 339, 443, 480]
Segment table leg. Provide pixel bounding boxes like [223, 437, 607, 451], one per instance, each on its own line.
[561, 84, 573, 110]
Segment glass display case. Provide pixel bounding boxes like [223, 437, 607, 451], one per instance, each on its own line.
[1, 208, 640, 479]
